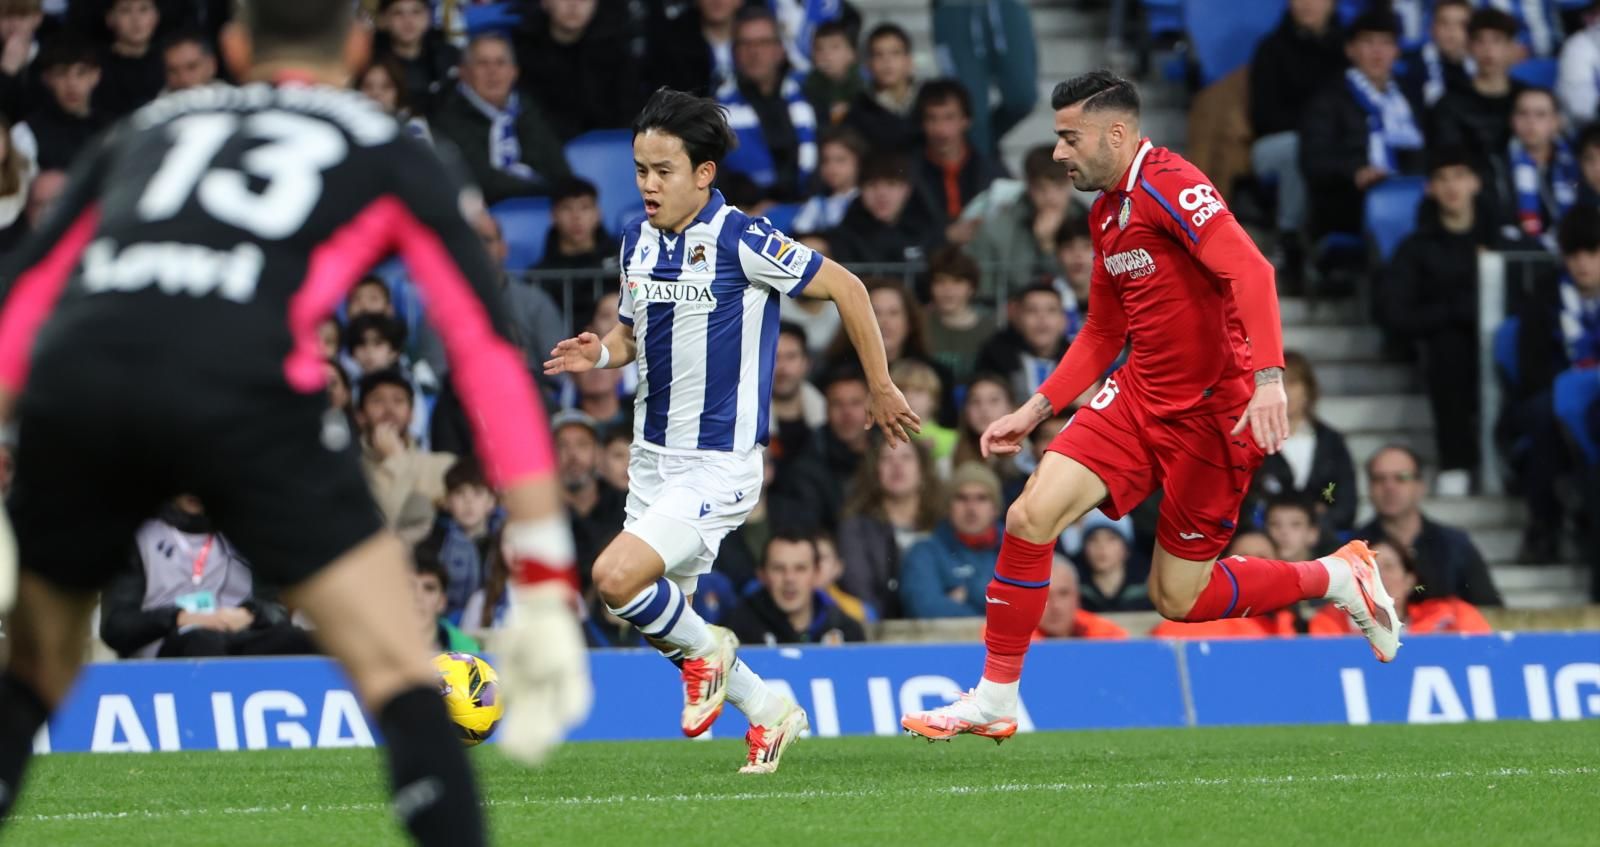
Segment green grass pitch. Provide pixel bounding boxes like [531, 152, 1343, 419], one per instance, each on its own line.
[8, 721, 1599, 846]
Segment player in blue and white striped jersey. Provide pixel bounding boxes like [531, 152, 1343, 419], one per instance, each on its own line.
[546, 88, 918, 773]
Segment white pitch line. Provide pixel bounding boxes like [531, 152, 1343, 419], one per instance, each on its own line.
[13, 767, 1596, 824]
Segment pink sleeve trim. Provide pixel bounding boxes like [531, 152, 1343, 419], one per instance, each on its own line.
[0, 205, 102, 392]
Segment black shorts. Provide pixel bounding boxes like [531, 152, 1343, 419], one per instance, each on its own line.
[8, 350, 384, 593]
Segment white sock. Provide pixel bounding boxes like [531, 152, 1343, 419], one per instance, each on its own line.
[726, 658, 787, 727]
[974, 678, 1019, 718]
[608, 578, 716, 657]
[1318, 556, 1354, 600]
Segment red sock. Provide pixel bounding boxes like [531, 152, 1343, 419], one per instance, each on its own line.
[1183, 555, 1330, 621]
[982, 532, 1056, 683]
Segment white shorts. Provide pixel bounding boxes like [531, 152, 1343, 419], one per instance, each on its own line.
[623, 444, 763, 594]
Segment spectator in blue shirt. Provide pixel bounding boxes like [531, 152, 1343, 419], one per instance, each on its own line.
[899, 462, 1002, 618]
[716, 5, 818, 202]
[726, 531, 867, 644]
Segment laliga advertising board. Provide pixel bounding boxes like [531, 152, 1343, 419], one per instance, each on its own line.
[32, 634, 1600, 754]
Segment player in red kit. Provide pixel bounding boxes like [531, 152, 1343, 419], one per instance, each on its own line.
[902, 70, 1402, 742]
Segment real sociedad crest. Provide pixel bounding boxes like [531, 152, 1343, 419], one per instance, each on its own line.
[1118, 196, 1132, 229]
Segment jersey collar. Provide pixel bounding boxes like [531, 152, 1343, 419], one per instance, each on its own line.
[691, 189, 726, 227]
[1115, 138, 1155, 194]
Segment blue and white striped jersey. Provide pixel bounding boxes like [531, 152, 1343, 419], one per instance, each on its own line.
[618, 190, 823, 454]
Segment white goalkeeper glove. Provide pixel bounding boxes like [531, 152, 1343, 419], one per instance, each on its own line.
[494, 517, 592, 767]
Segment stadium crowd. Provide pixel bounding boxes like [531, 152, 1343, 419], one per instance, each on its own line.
[4, 0, 1597, 658]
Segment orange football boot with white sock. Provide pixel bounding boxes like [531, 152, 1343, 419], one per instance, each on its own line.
[1324, 540, 1403, 662]
[900, 691, 1017, 743]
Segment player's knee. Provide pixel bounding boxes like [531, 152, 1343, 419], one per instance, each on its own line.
[1152, 584, 1200, 621]
[592, 548, 647, 608]
[1004, 495, 1052, 543]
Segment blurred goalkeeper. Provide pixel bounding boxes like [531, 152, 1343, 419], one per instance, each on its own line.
[0, 3, 588, 844]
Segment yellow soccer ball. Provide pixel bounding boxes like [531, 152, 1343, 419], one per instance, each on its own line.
[433, 652, 504, 746]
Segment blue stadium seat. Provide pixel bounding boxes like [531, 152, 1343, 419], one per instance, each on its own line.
[565, 129, 640, 238]
[1510, 58, 1558, 90]
[491, 197, 553, 270]
[1364, 176, 1427, 263]
[762, 202, 801, 234]
[1554, 368, 1600, 465]
[461, 2, 523, 36]
[1495, 317, 1521, 390]
[1182, 0, 1285, 86]
[1143, 0, 1184, 40]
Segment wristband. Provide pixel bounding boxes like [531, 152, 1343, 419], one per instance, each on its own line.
[594, 344, 612, 370]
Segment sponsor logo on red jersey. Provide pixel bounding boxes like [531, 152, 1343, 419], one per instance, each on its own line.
[1178, 183, 1226, 228]
[1103, 248, 1156, 279]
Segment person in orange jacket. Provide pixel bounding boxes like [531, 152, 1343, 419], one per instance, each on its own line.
[1309, 539, 1491, 636]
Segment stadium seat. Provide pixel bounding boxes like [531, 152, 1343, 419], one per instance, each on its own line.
[1553, 368, 1600, 465]
[491, 197, 553, 270]
[1364, 176, 1427, 263]
[1143, 0, 1184, 40]
[1510, 58, 1558, 90]
[565, 129, 640, 237]
[762, 202, 801, 234]
[461, 1, 523, 36]
[1182, 0, 1285, 86]
[1494, 317, 1521, 390]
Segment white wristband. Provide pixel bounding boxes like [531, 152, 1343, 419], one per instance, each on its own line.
[594, 343, 612, 370]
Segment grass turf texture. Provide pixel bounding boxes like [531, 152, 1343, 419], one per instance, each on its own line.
[8, 721, 1599, 846]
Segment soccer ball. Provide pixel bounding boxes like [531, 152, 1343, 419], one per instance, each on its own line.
[433, 652, 504, 746]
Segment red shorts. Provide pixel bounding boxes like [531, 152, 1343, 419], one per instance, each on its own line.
[1047, 377, 1264, 560]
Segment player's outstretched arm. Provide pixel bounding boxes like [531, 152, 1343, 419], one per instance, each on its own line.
[802, 258, 922, 446]
[543, 323, 637, 375]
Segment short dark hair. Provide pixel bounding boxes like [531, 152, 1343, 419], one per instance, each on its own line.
[859, 150, 910, 185]
[465, 32, 517, 65]
[1050, 69, 1140, 116]
[1012, 281, 1063, 306]
[1023, 144, 1066, 184]
[1365, 443, 1425, 477]
[1264, 494, 1317, 525]
[818, 125, 869, 162]
[1434, 0, 1472, 10]
[36, 32, 100, 74]
[357, 368, 414, 407]
[821, 363, 868, 394]
[733, 5, 780, 39]
[633, 87, 737, 168]
[1559, 203, 1600, 254]
[551, 176, 599, 205]
[1425, 145, 1476, 176]
[444, 458, 489, 494]
[915, 78, 972, 122]
[1345, 11, 1400, 42]
[763, 530, 819, 569]
[1055, 214, 1091, 249]
[345, 313, 407, 354]
[813, 19, 853, 47]
[602, 423, 632, 448]
[161, 28, 212, 57]
[928, 245, 980, 287]
[1578, 123, 1600, 156]
[777, 321, 810, 351]
[1514, 86, 1558, 112]
[865, 22, 911, 52]
[241, 0, 353, 59]
[349, 276, 392, 307]
[1468, 8, 1519, 39]
[413, 546, 448, 591]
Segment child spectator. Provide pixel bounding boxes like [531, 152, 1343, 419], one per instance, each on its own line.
[1504, 87, 1575, 249]
[837, 438, 943, 618]
[417, 459, 503, 624]
[346, 275, 394, 320]
[914, 78, 1000, 244]
[717, 6, 818, 203]
[971, 144, 1074, 296]
[815, 530, 874, 624]
[924, 246, 992, 386]
[801, 20, 862, 125]
[94, 0, 163, 118]
[1401, 0, 1473, 107]
[373, 0, 460, 112]
[1051, 215, 1093, 340]
[975, 283, 1069, 405]
[538, 177, 619, 271]
[1034, 556, 1128, 639]
[891, 359, 958, 473]
[1075, 517, 1154, 613]
[793, 126, 864, 234]
[1309, 540, 1491, 635]
[346, 312, 407, 376]
[515, 0, 638, 141]
[899, 461, 1002, 618]
[829, 151, 942, 264]
[413, 549, 481, 653]
[726, 532, 867, 645]
[1240, 351, 1360, 528]
[356, 56, 430, 139]
[1429, 9, 1523, 188]
[161, 29, 216, 93]
[11, 33, 102, 170]
[841, 23, 920, 155]
[1263, 495, 1323, 562]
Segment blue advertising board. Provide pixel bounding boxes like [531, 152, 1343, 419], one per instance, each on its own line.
[33, 634, 1600, 754]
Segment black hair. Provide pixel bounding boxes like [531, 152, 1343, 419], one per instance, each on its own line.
[1578, 122, 1600, 155]
[444, 457, 489, 494]
[551, 176, 599, 205]
[1468, 8, 1519, 39]
[821, 363, 868, 394]
[601, 421, 632, 447]
[763, 530, 819, 569]
[865, 22, 911, 52]
[914, 78, 972, 121]
[777, 321, 810, 351]
[349, 275, 392, 305]
[818, 124, 869, 162]
[36, 32, 101, 73]
[1264, 493, 1317, 524]
[1559, 203, 1600, 255]
[344, 313, 407, 354]
[928, 245, 980, 286]
[1365, 442, 1425, 477]
[733, 4, 780, 36]
[1055, 214, 1092, 248]
[161, 28, 212, 57]
[1023, 143, 1066, 184]
[1425, 145, 1476, 176]
[413, 546, 449, 591]
[1434, 0, 1472, 10]
[1012, 281, 1064, 305]
[1345, 10, 1400, 42]
[241, 0, 353, 58]
[465, 31, 517, 66]
[633, 87, 737, 168]
[859, 150, 910, 185]
[357, 367, 414, 407]
[1050, 69, 1140, 116]
[813, 19, 854, 46]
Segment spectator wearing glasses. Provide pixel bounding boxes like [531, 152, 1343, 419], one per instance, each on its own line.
[716, 6, 819, 203]
[1354, 445, 1502, 606]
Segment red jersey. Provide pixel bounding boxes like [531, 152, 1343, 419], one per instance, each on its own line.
[1040, 140, 1283, 419]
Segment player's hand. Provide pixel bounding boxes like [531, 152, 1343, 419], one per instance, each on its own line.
[1233, 376, 1291, 454]
[544, 332, 603, 376]
[980, 408, 1042, 457]
[866, 381, 921, 447]
[497, 583, 593, 767]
